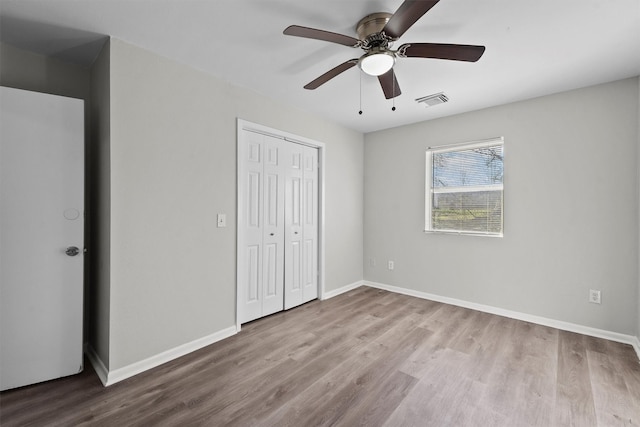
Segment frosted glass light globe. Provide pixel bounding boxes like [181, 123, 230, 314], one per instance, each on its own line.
[359, 51, 395, 76]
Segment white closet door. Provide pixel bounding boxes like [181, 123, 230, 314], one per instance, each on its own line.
[240, 132, 284, 323]
[285, 144, 318, 309]
[238, 122, 321, 324]
[261, 137, 285, 317]
[284, 144, 304, 309]
[241, 131, 264, 323]
[301, 145, 319, 303]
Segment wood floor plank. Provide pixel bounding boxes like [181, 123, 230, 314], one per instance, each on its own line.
[258, 342, 384, 427]
[336, 370, 418, 427]
[204, 324, 374, 424]
[384, 348, 475, 426]
[298, 327, 431, 427]
[554, 331, 599, 426]
[1, 286, 638, 427]
[81, 327, 318, 425]
[257, 309, 428, 426]
[487, 320, 557, 425]
[604, 341, 640, 415]
[587, 349, 640, 426]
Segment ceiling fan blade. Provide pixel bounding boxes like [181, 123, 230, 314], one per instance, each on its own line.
[378, 69, 402, 99]
[284, 25, 360, 47]
[397, 43, 485, 62]
[304, 59, 359, 90]
[383, 0, 440, 39]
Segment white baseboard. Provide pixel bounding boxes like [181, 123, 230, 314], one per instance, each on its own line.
[85, 325, 238, 387]
[365, 281, 640, 362]
[322, 280, 364, 300]
[633, 337, 640, 361]
[84, 343, 109, 386]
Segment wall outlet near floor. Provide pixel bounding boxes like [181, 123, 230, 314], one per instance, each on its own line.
[589, 289, 601, 304]
[370, 258, 376, 267]
[388, 260, 394, 270]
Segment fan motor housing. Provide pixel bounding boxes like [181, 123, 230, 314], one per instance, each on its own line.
[356, 12, 393, 44]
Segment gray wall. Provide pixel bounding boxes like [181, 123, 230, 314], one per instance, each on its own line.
[88, 40, 111, 367]
[107, 39, 363, 369]
[0, 42, 90, 100]
[364, 77, 639, 336]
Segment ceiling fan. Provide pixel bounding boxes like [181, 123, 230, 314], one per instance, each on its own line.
[283, 0, 485, 100]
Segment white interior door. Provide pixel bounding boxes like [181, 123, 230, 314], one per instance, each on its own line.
[301, 145, 319, 304]
[240, 131, 264, 323]
[0, 86, 84, 391]
[285, 144, 318, 309]
[261, 137, 285, 316]
[239, 131, 284, 323]
[284, 144, 304, 309]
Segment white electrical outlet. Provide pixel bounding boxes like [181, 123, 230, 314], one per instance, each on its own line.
[589, 289, 601, 304]
[388, 260, 394, 270]
[370, 258, 376, 267]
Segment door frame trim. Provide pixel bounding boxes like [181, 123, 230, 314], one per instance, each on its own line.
[236, 119, 326, 331]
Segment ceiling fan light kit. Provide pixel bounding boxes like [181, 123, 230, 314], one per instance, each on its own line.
[359, 49, 396, 76]
[283, 0, 485, 102]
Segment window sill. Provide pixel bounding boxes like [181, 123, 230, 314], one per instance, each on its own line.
[423, 229, 503, 238]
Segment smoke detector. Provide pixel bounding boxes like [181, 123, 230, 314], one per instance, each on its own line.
[415, 92, 449, 107]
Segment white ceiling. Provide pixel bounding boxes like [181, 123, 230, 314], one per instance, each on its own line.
[1, 0, 639, 133]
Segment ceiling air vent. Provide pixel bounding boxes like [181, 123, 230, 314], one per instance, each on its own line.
[415, 92, 449, 107]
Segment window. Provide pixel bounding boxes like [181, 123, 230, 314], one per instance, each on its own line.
[425, 138, 504, 236]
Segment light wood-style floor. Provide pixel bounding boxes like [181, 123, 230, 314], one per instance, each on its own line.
[1, 286, 639, 426]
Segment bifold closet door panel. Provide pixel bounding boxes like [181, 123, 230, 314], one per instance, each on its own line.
[261, 137, 285, 317]
[301, 145, 319, 304]
[284, 144, 319, 310]
[241, 131, 264, 323]
[284, 144, 304, 310]
[240, 132, 284, 323]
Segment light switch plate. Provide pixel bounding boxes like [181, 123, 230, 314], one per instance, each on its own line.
[217, 213, 226, 228]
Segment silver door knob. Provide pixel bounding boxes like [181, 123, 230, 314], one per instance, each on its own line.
[66, 246, 80, 256]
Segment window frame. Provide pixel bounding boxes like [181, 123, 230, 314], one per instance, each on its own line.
[425, 137, 504, 237]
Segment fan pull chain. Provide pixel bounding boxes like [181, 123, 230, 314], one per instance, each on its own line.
[392, 68, 396, 111]
[358, 71, 363, 115]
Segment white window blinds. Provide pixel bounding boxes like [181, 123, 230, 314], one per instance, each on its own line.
[425, 138, 504, 236]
